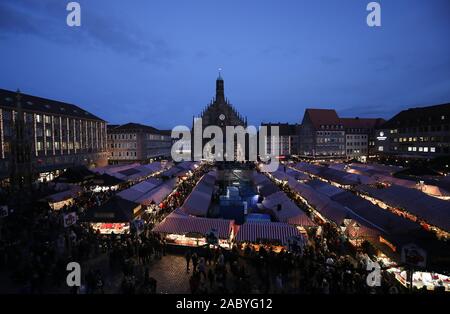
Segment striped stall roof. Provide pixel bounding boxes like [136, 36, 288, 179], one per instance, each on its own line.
[152, 212, 233, 239]
[235, 221, 302, 245]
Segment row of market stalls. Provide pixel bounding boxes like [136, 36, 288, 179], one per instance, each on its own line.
[282, 162, 450, 290]
[271, 165, 426, 253]
[152, 209, 307, 250]
[153, 209, 234, 247]
[356, 184, 450, 237]
[151, 168, 312, 249]
[159, 161, 199, 178]
[328, 162, 450, 198]
[92, 162, 168, 183]
[117, 178, 177, 207]
[292, 162, 450, 237]
[181, 171, 218, 216]
[253, 170, 314, 227]
[77, 163, 201, 234]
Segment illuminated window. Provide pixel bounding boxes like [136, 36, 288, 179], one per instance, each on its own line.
[378, 146, 384, 151]
[430, 147, 436, 153]
[424, 147, 429, 152]
[408, 147, 412, 152]
[419, 147, 423, 152]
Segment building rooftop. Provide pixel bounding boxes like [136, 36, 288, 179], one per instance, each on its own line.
[108, 122, 169, 135]
[303, 108, 341, 128]
[381, 103, 450, 128]
[0, 88, 104, 121]
[341, 117, 385, 129]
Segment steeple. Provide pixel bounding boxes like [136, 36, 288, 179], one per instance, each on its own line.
[215, 70, 225, 103]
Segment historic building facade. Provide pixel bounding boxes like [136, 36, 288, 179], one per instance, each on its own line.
[299, 109, 346, 158]
[341, 117, 385, 161]
[260, 122, 300, 157]
[193, 74, 247, 161]
[107, 123, 172, 164]
[375, 103, 450, 158]
[0, 89, 108, 181]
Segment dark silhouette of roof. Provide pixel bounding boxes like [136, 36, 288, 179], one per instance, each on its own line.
[0, 88, 104, 121]
[82, 196, 141, 223]
[107, 122, 168, 135]
[341, 117, 385, 129]
[261, 122, 299, 135]
[54, 166, 95, 183]
[381, 103, 450, 128]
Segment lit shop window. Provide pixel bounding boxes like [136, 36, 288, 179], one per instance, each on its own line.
[408, 147, 412, 152]
[419, 147, 423, 152]
[378, 146, 384, 151]
[412, 147, 417, 152]
[430, 147, 436, 152]
[424, 147, 429, 152]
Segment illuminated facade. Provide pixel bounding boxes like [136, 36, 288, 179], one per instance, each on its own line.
[107, 123, 172, 164]
[0, 89, 108, 180]
[375, 103, 450, 158]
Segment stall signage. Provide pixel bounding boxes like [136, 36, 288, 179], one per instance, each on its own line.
[63, 212, 77, 227]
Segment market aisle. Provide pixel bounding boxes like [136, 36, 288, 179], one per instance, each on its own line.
[145, 254, 190, 294]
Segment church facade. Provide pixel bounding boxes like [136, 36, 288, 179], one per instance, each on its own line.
[192, 74, 248, 161]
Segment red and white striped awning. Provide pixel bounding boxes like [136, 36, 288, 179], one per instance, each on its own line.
[152, 211, 233, 239]
[235, 221, 302, 245]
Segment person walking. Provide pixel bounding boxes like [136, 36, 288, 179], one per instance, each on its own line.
[208, 268, 215, 289]
[185, 250, 192, 273]
[198, 257, 206, 279]
[192, 252, 199, 272]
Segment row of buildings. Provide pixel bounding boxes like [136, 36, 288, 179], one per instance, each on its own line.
[266, 102, 450, 161]
[1, 74, 449, 183]
[0, 89, 172, 182]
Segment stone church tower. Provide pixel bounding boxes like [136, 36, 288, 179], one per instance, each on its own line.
[193, 73, 247, 161]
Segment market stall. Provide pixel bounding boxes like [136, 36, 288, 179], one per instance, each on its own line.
[152, 210, 234, 247]
[82, 196, 142, 234]
[234, 221, 304, 249]
[43, 185, 82, 210]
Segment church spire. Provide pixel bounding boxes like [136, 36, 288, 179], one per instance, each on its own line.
[216, 70, 225, 103]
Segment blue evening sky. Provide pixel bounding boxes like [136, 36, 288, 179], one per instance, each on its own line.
[0, 0, 449, 129]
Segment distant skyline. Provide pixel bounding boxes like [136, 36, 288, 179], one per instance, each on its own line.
[1, 0, 450, 129]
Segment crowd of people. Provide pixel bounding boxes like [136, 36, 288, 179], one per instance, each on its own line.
[0, 161, 214, 294]
[0, 161, 441, 294]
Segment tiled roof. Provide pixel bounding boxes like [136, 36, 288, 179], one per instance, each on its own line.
[0, 88, 104, 121]
[303, 108, 341, 128]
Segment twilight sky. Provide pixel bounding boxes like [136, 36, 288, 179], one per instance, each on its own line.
[1, 0, 450, 129]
